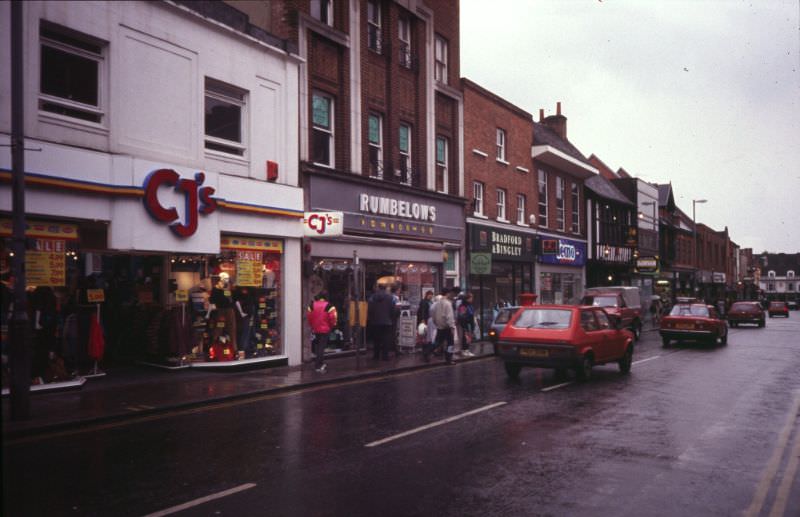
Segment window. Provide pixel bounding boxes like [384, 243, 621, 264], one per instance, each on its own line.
[434, 35, 448, 83]
[497, 189, 507, 221]
[580, 310, 599, 332]
[516, 194, 526, 225]
[398, 123, 412, 184]
[368, 113, 383, 178]
[556, 176, 565, 231]
[788, 270, 796, 278]
[538, 170, 548, 227]
[595, 310, 611, 329]
[310, 0, 333, 26]
[311, 92, 334, 167]
[788, 283, 795, 291]
[39, 22, 104, 124]
[768, 270, 776, 278]
[205, 78, 246, 156]
[473, 182, 484, 216]
[571, 182, 580, 233]
[496, 128, 507, 162]
[398, 17, 411, 68]
[367, 1, 382, 53]
[435, 136, 448, 193]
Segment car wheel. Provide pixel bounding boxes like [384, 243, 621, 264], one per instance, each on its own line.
[504, 362, 521, 379]
[618, 346, 633, 374]
[575, 355, 593, 381]
[661, 337, 670, 348]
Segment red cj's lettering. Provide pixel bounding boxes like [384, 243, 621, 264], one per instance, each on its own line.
[143, 169, 217, 238]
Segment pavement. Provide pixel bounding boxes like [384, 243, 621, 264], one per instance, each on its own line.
[1, 341, 496, 439]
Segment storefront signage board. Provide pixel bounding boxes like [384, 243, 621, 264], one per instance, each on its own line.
[470, 252, 492, 275]
[537, 237, 587, 267]
[142, 169, 217, 238]
[303, 212, 344, 237]
[308, 175, 463, 242]
[470, 224, 535, 262]
[635, 256, 660, 274]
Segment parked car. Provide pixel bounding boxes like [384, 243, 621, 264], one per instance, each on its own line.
[580, 287, 643, 340]
[768, 301, 790, 318]
[486, 306, 520, 354]
[660, 303, 728, 347]
[496, 305, 634, 381]
[727, 301, 765, 328]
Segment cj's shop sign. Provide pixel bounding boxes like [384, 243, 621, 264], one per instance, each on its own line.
[538, 237, 587, 267]
[143, 169, 217, 237]
[303, 211, 344, 237]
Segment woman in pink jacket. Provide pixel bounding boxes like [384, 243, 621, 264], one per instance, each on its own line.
[306, 291, 337, 373]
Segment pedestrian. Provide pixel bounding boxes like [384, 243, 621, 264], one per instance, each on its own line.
[457, 292, 476, 357]
[428, 288, 458, 364]
[416, 290, 434, 349]
[367, 284, 396, 361]
[306, 291, 337, 373]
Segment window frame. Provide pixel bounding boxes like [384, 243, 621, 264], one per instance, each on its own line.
[496, 128, 507, 162]
[398, 123, 412, 185]
[368, 112, 384, 179]
[556, 176, 565, 231]
[39, 22, 105, 125]
[538, 170, 548, 227]
[310, 0, 334, 26]
[367, 1, 382, 53]
[204, 78, 248, 157]
[435, 135, 448, 193]
[311, 91, 335, 168]
[497, 188, 507, 221]
[571, 182, 580, 233]
[398, 17, 411, 68]
[434, 35, 448, 83]
[516, 193, 526, 225]
[473, 181, 485, 216]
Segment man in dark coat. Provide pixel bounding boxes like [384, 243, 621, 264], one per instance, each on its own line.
[368, 285, 396, 360]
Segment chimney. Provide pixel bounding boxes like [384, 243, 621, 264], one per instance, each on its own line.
[542, 101, 567, 140]
[539, 108, 544, 122]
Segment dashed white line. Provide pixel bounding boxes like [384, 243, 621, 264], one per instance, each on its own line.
[142, 483, 257, 517]
[632, 355, 661, 366]
[365, 402, 507, 447]
[541, 382, 573, 392]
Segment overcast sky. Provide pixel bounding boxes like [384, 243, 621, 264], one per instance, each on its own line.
[461, 0, 800, 254]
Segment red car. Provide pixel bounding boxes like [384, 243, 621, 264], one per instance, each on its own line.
[496, 305, 634, 381]
[727, 301, 765, 328]
[660, 303, 728, 347]
[768, 301, 790, 318]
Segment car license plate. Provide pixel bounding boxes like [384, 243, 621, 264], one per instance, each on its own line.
[520, 348, 548, 358]
[676, 323, 694, 330]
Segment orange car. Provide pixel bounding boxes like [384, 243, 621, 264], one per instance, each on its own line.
[660, 303, 728, 347]
[768, 301, 790, 318]
[497, 305, 634, 381]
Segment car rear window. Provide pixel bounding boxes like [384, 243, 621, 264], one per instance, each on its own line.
[583, 295, 618, 308]
[731, 302, 758, 311]
[669, 304, 709, 317]
[769, 302, 785, 308]
[513, 308, 572, 329]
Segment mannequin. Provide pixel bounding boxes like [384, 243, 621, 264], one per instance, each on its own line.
[208, 272, 237, 351]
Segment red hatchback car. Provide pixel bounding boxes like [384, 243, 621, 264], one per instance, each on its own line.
[727, 301, 765, 328]
[660, 303, 728, 347]
[768, 301, 790, 318]
[496, 305, 634, 381]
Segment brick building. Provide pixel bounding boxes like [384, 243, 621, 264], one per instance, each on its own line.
[461, 78, 536, 324]
[655, 184, 696, 300]
[695, 223, 732, 302]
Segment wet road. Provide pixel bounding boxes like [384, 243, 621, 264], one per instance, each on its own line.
[4, 316, 800, 516]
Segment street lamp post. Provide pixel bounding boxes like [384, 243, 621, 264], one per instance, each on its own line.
[692, 199, 707, 296]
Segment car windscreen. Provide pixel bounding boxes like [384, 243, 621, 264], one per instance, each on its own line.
[512, 308, 572, 329]
[669, 304, 709, 317]
[494, 308, 516, 324]
[583, 295, 618, 308]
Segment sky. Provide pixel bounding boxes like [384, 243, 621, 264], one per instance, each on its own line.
[460, 0, 800, 254]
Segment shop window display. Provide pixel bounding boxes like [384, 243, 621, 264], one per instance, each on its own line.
[539, 272, 577, 305]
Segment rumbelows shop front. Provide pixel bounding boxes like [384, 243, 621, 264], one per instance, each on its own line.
[304, 172, 465, 359]
[1, 159, 304, 386]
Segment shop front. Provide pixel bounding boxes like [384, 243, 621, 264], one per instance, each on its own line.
[305, 172, 465, 358]
[1, 161, 304, 388]
[535, 235, 587, 305]
[467, 221, 536, 330]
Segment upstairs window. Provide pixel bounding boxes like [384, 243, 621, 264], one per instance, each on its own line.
[205, 78, 247, 156]
[571, 182, 580, 233]
[768, 270, 776, 278]
[434, 35, 448, 83]
[496, 128, 507, 162]
[473, 181, 484, 216]
[538, 170, 548, 227]
[517, 194, 526, 225]
[367, 1, 382, 53]
[497, 189, 507, 221]
[556, 176, 565, 231]
[368, 113, 383, 178]
[788, 270, 795, 278]
[435, 136, 448, 193]
[398, 17, 411, 68]
[398, 123, 412, 185]
[311, 92, 334, 167]
[39, 22, 104, 124]
[311, 0, 333, 26]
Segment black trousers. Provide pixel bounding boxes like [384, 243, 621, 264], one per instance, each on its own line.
[313, 332, 329, 369]
[372, 324, 393, 359]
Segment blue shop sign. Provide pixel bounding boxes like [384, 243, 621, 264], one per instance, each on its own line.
[537, 237, 587, 267]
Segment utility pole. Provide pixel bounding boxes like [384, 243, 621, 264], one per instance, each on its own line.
[9, 0, 32, 420]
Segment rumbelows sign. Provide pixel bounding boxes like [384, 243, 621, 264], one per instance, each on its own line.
[359, 193, 437, 222]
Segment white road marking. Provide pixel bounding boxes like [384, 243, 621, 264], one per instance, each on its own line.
[541, 382, 573, 392]
[770, 423, 800, 517]
[365, 402, 507, 448]
[745, 391, 800, 517]
[142, 483, 257, 517]
[632, 355, 661, 366]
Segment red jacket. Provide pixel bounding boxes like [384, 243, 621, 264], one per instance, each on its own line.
[306, 299, 337, 334]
